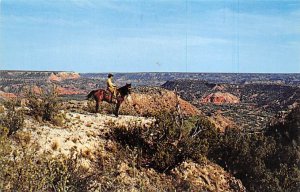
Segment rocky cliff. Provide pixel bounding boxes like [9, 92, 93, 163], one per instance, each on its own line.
[48, 72, 80, 82]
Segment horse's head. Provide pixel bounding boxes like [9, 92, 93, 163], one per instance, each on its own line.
[125, 83, 133, 104]
[126, 83, 132, 94]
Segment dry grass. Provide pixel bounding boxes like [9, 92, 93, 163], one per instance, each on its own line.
[0, 105, 5, 114]
[14, 131, 31, 146]
[71, 137, 78, 143]
[82, 148, 93, 160]
[51, 140, 59, 151]
[86, 131, 96, 138]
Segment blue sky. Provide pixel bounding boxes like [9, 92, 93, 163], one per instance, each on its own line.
[0, 0, 299, 73]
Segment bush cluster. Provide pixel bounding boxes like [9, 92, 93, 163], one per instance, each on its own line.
[0, 100, 24, 136]
[26, 87, 65, 126]
[209, 106, 300, 192]
[113, 111, 218, 172]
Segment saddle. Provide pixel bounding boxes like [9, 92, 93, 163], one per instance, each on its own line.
[105, 89, 118, 103]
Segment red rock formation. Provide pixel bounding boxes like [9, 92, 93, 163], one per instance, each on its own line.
[49, 72, 80, 82]
[32, 85, 42, 94]
[49, 73, 60, 81]
[122, 89, 201, 116]
[212, 84, 225, 91]
[200, 92, 240, 104]
[0, 91, 17, 99]
[55, 86, 86, 95]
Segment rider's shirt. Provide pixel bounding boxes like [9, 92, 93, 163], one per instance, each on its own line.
[107, 77, 116, 89]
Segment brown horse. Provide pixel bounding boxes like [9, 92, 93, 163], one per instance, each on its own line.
[87, 83, 132, 117]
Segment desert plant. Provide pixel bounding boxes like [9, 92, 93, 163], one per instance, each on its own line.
[113, 110, 217, 172]
[46, 152, 93, 192]
[51, 112, 67, 127]
[25, 86, 65, 126]
[0, 100, 24, 136]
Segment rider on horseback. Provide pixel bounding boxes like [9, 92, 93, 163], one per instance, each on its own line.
[107, 73, 117, 103]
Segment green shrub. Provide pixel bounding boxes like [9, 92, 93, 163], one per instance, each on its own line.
[51, 112, 67, 127]
[0, 100, 24, 136]
[26, 87, 65, 126]
[113, 110, 218, 172]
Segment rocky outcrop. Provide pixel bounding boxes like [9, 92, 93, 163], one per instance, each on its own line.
[27, 112, 153, 157]
[123, 87, 200, 116]
[200, 92, 240, 104]
[122, 88, 233, 132]
[48, 72, 80, 82]
[0, 91, 17, 100]
[171, 160, 246, 192]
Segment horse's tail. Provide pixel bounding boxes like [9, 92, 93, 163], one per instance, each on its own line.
[87, 90, 97, 100]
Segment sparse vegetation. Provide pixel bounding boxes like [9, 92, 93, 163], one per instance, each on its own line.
[0, 126, 91, 191]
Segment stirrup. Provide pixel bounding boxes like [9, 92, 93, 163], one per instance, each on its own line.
[110, 95, 117, 103]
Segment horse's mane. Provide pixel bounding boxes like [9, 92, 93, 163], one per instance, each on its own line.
[118, 84, 129, 96]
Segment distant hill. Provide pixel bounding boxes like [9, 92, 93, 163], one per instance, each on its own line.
[81, 72, 300, 86]
[162, 79, 300, 131]
[162, 79, 300, 111]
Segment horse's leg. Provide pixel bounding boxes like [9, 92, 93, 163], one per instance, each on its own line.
[95, 96, 102, 113]
[114, 101, 122, 117]
[114, 100, 123, 117]
[95, 98, 99, 113]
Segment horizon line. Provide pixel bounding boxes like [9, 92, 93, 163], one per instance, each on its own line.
[0, 70, 300, 75]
